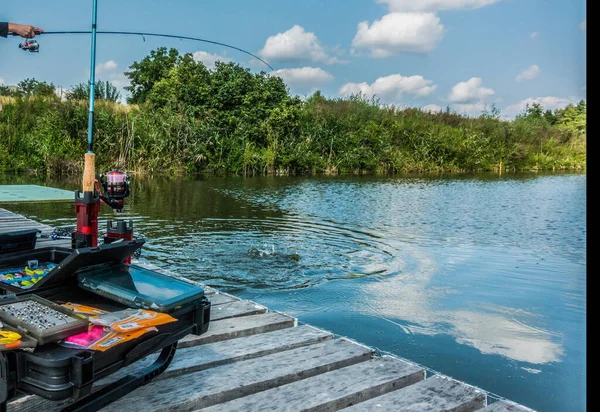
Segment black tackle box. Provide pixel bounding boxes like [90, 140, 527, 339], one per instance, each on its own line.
[0, 240, 143, 294]
[0, 229, 40, 254]
[0, 238, 211, 411]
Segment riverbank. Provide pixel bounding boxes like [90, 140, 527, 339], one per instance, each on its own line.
[1, 57, 586, 176]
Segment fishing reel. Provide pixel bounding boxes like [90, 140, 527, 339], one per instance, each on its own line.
[73, 169, 131, 249]
[18, 40, 39, 52]
[98, 169, 130, 212]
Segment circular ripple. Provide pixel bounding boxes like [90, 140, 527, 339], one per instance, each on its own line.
[136, 215, 402, 291]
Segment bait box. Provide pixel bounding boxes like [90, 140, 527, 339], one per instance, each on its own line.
[0, 238, 211, 409]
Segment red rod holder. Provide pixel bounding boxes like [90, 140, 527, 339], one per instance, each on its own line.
[72, 191, 99, 249]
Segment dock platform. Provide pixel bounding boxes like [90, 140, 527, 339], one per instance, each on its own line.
[1, 208, 535, 411]
[0, 185, 74, 203]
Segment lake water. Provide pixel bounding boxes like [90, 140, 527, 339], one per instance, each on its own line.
[1, 172, 586, 411]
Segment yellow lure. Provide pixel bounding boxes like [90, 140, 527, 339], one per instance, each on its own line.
[0, 330, 21, 344]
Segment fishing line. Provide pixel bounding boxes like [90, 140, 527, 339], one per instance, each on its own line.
[26, 30, 275, 71]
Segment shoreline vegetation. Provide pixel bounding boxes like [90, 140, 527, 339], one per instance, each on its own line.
[1, 48, 586, 177]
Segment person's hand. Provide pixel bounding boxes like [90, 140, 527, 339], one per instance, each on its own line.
[8, 23, 44, 38]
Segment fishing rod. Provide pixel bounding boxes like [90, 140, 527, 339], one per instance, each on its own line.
[14, 30, 274, 71]
[9, 0, 276, 248]
[70, 0, 100, 249]
[84, 0, 98, 185]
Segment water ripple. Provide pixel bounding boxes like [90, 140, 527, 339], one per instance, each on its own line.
[138, 215, 402, 290]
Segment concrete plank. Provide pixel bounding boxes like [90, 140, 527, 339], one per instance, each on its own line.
[9, 327, 332, 412]
[35, 238, 71, 249]
[206, 292, 239, 306]
[0, 222, 52, 233]
[0, 185, 73, 202]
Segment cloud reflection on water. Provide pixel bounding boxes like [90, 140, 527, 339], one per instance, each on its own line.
[361, 247, 564, 365]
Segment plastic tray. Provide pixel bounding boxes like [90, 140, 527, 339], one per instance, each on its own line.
[77, 264, 206, 313]
[0, 294, 89, 345]
[0, 322, 38, 351]
[0, 239, 144, 294]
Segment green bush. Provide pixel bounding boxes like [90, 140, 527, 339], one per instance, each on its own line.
[0, 49, 586, 175]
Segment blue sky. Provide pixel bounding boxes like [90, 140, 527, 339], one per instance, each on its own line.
[1, 0, 586, 117]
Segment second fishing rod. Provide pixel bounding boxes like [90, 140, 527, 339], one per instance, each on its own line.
[12, 30, 274, 71]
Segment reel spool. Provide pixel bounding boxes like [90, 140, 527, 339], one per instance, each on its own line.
[99, 169, 130, 212]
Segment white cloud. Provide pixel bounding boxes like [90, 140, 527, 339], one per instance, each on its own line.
[259, 25, 342, 64]
[504, 96, 578, 117]
[515, 65, 540, 82]
[530, 32, 539, 39]
[0, 77, 4, 85]
[579, 20, 586, 31]
[352, 13, 444, 56]
[96, 60, 117, 73]
[108, 72, 130, 89]
[272, 67, 334, 88]
[362, 1, 499, 57]
[89, 60, 130, 97]
[452, 101, 488, 116]
[423, 104, 443, 112]
[339, 74, 437, 101]
[54, 87, 70, 100]
[378, 0, 501, 12]
[192, 51, 232, 69]
[447, 77, 494, 103]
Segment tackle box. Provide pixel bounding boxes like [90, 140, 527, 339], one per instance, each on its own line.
[0, 238, 211, 411]
[0, 240, 143, 294]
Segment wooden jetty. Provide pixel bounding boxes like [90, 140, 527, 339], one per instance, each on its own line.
[1, 207, 535, 411]
[0, 207, 71, 249]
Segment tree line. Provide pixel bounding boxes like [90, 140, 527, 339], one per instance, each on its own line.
[0, 47, 586, 175]
[1, 78, 121, 102]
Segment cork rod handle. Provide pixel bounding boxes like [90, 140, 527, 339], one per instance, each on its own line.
[83, 153, 96, 192]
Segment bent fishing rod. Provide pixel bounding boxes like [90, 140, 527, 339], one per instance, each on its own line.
[13, 30, 275, 71]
